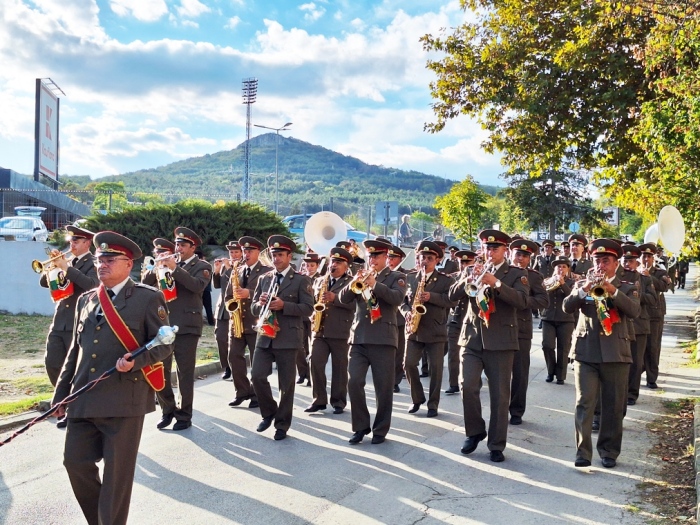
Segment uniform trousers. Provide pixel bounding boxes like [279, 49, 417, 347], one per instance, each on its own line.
[214, 321, 229, 370]
[644, 318, 663, 384]
[446, 323, 461, 388]
[45, 330, 73, 386]
[405, 340, 445, 410]
[627, 334, 648, 402]
[541, 321, 574, 381]
[157, 333, 199, 422]
[229, 333, 258, 399]
[509, 338, 531, 418]
[461, 347, 515, 452]
[394, 328, 405, 386]
[348, 343, 395, 438]
[296, 320, 311, 380]
[64, 416, 144, 525]
[251, 346, 297, 431]
[309, 337, 349, 408]
[574, 361, 629, 462]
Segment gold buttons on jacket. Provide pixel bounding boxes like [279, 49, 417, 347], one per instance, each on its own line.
[96, 326, 101, 331]
[90, 368, 96, 373]
[91, 354, 97, 358]
[93, 340, 99, 344]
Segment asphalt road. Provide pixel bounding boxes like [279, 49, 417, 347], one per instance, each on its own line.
[1, 266, 698, 524]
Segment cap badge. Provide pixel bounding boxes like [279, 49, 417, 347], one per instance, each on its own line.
[597, 246, 605, 252]
[520, 244, 527, 251]
[273, 242, 280, 248]
[100, 243, 108, 250]
[488, 236, 495, 242]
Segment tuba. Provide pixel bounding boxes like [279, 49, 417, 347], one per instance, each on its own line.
[304, 212, 348, 255]
[225, 261, 244, 338]
[406, 273, 427, 335]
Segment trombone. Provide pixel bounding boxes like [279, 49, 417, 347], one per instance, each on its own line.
[32, 249, 74, 274]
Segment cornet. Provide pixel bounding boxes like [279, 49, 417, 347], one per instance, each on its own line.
[31, 249, 74, 274]
[466, 262, 494, 297]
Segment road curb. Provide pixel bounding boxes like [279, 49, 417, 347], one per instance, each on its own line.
[0, 361, 222, 435]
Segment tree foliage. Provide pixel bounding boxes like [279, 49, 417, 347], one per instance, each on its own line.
[434, 175, 488, 245]
[501, 168, 606, 236]
[421, 0, 654, 177]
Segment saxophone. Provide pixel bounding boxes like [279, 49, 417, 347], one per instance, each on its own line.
[406, 273, 427, 335]
[311, 274, 329, 333]
[224, 261, 244, 338]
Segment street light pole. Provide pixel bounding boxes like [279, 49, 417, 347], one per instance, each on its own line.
[253, 122, 292, 214]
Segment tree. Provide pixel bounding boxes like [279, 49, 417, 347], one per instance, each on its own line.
[501, 168, 606, 238]
[420, 0, 654, 177]
[90, 181, 128, 213]
[434, 175, 488, 247]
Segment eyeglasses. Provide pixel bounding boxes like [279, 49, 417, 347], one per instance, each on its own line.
[94, 257, 130, 266]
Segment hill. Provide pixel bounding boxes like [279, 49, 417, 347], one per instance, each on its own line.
[64, 134, 502, 216]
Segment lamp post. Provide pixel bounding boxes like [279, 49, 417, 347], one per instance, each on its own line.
[253, 122, 292, 214]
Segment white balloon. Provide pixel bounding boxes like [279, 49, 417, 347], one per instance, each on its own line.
[643, 223, 659, 244]
[657, 205, 685, 253]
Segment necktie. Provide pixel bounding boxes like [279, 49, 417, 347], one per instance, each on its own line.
[242, 267, 251, 288]
[276, 272, 283, 286]
[72, 257, 78, 267]
[96, 290, 115, 321]
[572, 259, 578, 272]
[330, 278, 336, 288]
[178, 261, 186, 268]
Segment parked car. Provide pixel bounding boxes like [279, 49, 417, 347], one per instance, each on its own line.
[282, 214, 375, 245]
[0, 215, 49, 241]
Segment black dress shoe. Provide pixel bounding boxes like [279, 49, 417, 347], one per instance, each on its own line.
[248, 399, 259, 409]
[445, 385, 459, 395]
[296, 375, 306, 384]
[646, 382, 658, 389]
[627, 398, 636, 406]
[509, 415, 522, 425]
[575, 458, 591, 468]
[173, 420, 192, 431]
[419, 371, 430, 378]
[393, 384, 400, 393]
[545, 374, 554, 383]
[221, 367, 232, 380]
[304, 404, 327, 413]
[56, 416, 68, 429]
[257, 416, 274, 432]
[305, 378, 311, 387]
[156, 413, 174, 429]
[601, 457, 617, 468]
[229, 396, 250, 407]
[333, 407, 344, 414]
[489, 450, 505, 462]
[371, 435, 386, 444]
[556, 379, 565, 385]
[408, 403, 422, 414]
[349, 428, 371, 444]
[274, 429, 287, 441]
[460, 431, 487, 455]
[427, 408, 438, 418]
[592, 417, 600, 432]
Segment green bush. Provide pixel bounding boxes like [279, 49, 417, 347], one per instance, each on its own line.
[82, 200, 291, 255]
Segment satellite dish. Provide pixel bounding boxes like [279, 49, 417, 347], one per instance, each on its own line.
[657, 205, 685, 253]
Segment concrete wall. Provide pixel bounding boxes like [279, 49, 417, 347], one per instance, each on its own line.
[0, 241, 57, 315]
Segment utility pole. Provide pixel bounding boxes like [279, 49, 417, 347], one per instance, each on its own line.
[241, 78, 258, 202]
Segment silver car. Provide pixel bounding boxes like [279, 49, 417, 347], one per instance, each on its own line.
[0, 215, 49, 241]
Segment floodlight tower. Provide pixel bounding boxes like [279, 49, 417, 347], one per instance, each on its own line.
[241, 78, 258, 202]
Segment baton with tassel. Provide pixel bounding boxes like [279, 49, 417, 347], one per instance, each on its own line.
[0, 325, 178, 448]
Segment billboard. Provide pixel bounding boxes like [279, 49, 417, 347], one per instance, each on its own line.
[34, 79, 60, 182]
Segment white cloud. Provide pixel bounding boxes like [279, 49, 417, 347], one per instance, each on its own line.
[182, 20, 199, 29]
[225, 16, 241, 30]
[299, 2, 326, 22]
[110, 0, 168, 22]
[176, 0, 211, 19]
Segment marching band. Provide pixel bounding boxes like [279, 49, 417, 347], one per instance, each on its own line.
[27, 215, 684, 523]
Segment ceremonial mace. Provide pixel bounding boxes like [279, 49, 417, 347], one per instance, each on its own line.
[0, 325, 178, 447]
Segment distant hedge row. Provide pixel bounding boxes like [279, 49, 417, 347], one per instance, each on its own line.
[79, 200, 291, 256]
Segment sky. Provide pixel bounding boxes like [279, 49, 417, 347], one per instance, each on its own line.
[0, 0, 505, 186]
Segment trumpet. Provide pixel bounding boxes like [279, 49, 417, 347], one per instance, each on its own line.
[349, 266, 377, 295]
[579, 269, 608, 300]
[32, 249, 74, 274]
[467, 262, 493, 297]
[254, 275, 280, 338]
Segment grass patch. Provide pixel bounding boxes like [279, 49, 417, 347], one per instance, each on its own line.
[0, 314, 51, 357]
[0, 394, 50, 416]
[11, 376, 53, 395]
